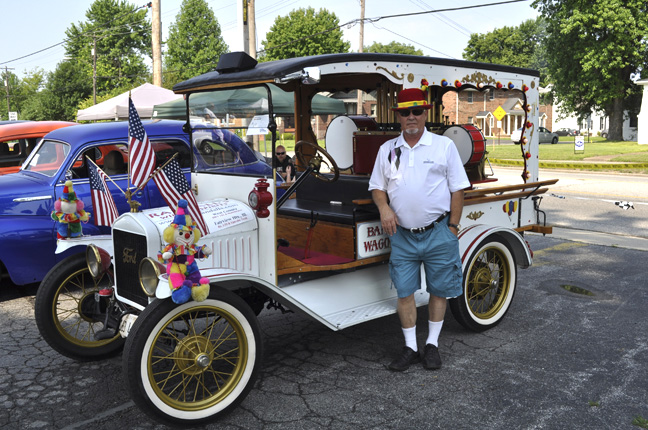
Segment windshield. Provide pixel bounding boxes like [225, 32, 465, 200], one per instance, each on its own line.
[154, 86, 278, 161]
[22, 140, 70, 177]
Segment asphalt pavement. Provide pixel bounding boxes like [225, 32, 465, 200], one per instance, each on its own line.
[2, 232, 647, 429]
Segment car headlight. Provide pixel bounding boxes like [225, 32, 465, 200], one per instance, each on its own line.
[86, 244, 111, 279]
[139, 257, 165, 297]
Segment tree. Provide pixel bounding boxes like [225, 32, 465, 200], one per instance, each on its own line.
[463, 18, 548, 86]
[532, 0, 648, 140]
[260, 7, 350, 61]
[9, 69, 47, 120]
[164, 0, 228, 86]
[364, 41, 423, 56]
[64, 0, 151, 95]
[1, 70, 20, 120]
[28, 61, 93, 121]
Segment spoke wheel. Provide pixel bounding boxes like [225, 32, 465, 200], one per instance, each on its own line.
[450, 238, 517, 332]
[123, 288, 262, 426]
[35, 253, 125, 361]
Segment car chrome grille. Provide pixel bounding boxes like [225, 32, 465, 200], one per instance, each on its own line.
[113, 229, 148, 307]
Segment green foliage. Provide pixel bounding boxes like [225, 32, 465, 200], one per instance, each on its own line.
[25, 61, 93, 121]
[260, 7, 350, 61]
[364, 41, 423, 56]
[532, 0, 648, 140]
[164, 0, 228, 87]
[0, 70, 21, 120]
[633, 415, 648, 429]
[463, 18, 548, 85]
[64, 0, 151, 94]
[11, 69, 47, 120]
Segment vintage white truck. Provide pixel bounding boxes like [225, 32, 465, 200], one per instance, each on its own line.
[35, 52, 556, 426]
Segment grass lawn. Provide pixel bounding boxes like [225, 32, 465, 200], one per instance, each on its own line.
[486, 138, 648, 162]
[263, 135, 648, 173]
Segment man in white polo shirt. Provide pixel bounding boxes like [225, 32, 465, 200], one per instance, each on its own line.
[369, 85, 470, 371]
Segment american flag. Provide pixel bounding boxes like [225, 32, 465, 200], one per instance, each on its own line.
[128, 97, 156, 188]
[88, 160, 119, 227]
[153, 159, 209, 235]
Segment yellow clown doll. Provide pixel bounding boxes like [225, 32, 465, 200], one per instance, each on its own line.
[158, 199, 212, 304]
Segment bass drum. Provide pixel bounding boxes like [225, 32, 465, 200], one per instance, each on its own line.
[442, 125, 486, 167]
[325, 115, 378, 170]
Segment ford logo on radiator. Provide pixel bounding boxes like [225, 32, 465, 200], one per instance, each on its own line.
[122, 248, 137, 264]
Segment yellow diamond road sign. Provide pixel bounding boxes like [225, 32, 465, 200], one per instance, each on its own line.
[493, 106, 506, 121]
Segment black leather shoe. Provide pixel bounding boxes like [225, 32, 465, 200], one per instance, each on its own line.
[422, 344, 442, 370]
[386, 347, 421, 371]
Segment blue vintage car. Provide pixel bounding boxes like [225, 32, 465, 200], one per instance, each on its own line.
[0, 120, 274, 286]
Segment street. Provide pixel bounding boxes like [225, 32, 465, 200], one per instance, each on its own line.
[1, 168, 647, 429]
[491, 167, 648, 244]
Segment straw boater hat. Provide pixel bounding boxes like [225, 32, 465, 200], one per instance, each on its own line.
[392, 80, 432, 111]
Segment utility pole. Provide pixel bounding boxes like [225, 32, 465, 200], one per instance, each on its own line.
[237, 0, 250, 53]
[2, 66, 14, 115]
[151, 0, 162, 86]
[92, 36, 97, 105]
[247, 0, 256, 58]
[356, 0, 365, 115]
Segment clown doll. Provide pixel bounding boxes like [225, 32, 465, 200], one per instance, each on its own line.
[51, 181, 90, 239]
[158, 199, 212, 304]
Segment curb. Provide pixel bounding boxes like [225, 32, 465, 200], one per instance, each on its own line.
[490, 159, 648, 169]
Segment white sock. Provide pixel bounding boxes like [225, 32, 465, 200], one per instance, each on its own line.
[426, 320, 444, 347]
[402, 326, 417, 351]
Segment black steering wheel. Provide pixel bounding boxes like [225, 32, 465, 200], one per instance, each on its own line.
[294, 140, 339, 183]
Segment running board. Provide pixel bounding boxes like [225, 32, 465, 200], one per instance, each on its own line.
[280, 264, 430, 330]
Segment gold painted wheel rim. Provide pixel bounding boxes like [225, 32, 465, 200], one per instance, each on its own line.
[52, 268, 118, 347]
[465, 246, 511, 320]
[148, 306, 248, 411]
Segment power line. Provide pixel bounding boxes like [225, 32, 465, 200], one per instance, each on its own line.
[259, 0, 531, 54]
[369, 23, 455, 58]
[0, 2, 152, 66]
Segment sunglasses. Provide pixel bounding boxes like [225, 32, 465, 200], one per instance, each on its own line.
[397, 108, 426, 117]
[276, 151, 286, 155]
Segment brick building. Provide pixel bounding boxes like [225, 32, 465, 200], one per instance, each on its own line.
[442, 89, 552, 137]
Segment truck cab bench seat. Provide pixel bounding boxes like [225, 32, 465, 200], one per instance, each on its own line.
[277, 173, 378, 225]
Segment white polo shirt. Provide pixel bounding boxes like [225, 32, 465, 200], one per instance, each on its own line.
[368, 129, 470, 229]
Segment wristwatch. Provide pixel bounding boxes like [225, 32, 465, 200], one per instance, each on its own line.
[448, 223, 461, 230]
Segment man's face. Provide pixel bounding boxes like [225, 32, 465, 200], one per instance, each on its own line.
[276, 146, 287, 161]
[397, 108, 427, 136]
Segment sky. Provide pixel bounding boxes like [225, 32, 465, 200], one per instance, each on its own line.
[0, 0, 539, 80]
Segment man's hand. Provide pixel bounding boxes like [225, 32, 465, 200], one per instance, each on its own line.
[379, 205, 399, 236]
[372, 189, 398, 236]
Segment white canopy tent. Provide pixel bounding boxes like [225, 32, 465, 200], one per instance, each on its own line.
[76, 83, 182, 121]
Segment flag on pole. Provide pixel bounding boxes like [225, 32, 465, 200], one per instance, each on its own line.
[128, 97, 156, 188]
[153, 159, 209, 235]
[88, 161, 119, 227]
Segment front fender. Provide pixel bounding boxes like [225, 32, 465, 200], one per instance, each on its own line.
[55, 235, 113, 256]
[151, 269, 325, 325]
[153, 268, 276, 300]
[458, 224, 532, 269]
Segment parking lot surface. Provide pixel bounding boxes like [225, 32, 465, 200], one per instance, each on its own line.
[1, 234, 647, 429]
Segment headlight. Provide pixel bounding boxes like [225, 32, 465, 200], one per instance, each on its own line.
[139, 257, 165, 297]
[86, 244, 111, 279]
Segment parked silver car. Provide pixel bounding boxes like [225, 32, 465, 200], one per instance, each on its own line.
[511, 126, 559, 144]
